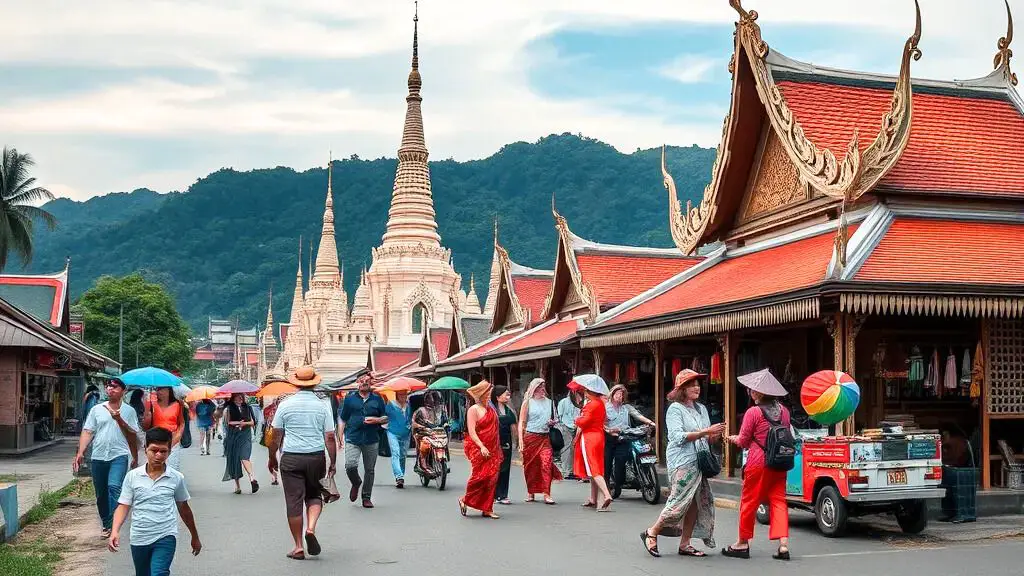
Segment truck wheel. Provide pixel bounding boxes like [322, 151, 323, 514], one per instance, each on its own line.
[756, 504, 770, 525]
[895, 500, 928, 534]
[815, 485, 848, 537]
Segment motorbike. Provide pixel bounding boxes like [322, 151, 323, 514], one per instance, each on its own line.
[414, 424, 450, 490]
[611, 424, 661, 504]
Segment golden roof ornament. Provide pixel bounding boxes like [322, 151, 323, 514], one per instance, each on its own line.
[995, 0, 1018, 86]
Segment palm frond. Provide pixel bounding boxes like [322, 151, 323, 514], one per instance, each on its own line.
[11, 203, 57, 230]
[0, 211, 34, 270]
[0, 147, 54, 271]
[6, 184, 56, 207]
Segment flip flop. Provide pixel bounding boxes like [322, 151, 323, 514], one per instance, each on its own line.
[581, 501, 597, 508]
[640, 531, 660, 557]
[286, 551, 305, 560]
[458, 499, 467, 517]
[251, 479, 260, 494]
[598, 498, 613, 512]
[679, 546, 707, 557]
[483, 512, 501, 519]
[773, 548, 790, 561]
[304, 533, 321, 556]
[544, 498, 557, 505]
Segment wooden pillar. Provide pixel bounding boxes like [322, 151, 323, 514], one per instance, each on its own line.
[650, 342, 665, 463]
[826, 313, 846, 435]
[592, 349, 605, 380]
[981, 319, 991, 489]
[719, 332, 736, 477]
[843, 314, 866, 434]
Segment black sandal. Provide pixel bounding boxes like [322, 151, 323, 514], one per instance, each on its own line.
[721, 545, 750, 559]
[679, 546, 707, 557]
[640, 531, 660, 557]
[305, 533, 321, 556]
[773, 547, 790, 561]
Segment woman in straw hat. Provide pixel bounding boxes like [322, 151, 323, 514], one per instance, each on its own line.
[723, 368, 792, 561]
[458, 380, 504, 519]
[640, 369, 724, 558]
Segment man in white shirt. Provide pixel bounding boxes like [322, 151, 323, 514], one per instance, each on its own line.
[556, 393, 581, 479]
[268, 366, 337, 560]
[73, 378, 139, 538]
[109, 427, 201, 575]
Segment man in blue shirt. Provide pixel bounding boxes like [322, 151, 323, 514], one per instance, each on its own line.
[339, 376, 388, 508]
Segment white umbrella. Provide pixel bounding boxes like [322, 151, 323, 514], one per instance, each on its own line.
[570, 373, 610, 396]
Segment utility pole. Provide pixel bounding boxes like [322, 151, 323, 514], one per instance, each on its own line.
[118, 303, 124, 364]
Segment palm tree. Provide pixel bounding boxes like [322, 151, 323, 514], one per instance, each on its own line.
[0, 147, 57, 271]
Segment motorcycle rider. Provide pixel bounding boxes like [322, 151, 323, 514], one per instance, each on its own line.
[412, 391, 449, 471]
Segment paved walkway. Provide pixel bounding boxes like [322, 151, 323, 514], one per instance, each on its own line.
[0, 440, 79, 536]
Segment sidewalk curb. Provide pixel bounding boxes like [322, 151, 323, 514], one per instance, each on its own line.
[0, 477, 81, 544]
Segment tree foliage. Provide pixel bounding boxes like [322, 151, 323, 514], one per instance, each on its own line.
[75, 273, 195, 372]
[0, 147, 57, 271]
[30, 134, 714, 332]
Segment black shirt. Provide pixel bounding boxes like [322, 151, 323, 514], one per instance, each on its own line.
[496, 404, 518, 449]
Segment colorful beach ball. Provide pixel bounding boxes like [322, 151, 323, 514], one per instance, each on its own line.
[801, 370, 861, 426]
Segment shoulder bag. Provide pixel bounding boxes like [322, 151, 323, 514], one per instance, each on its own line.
[179, 402, 193, 449]
[548, 399, 564, 452]
[691, 404, 720, 478]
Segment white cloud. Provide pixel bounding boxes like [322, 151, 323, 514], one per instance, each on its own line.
[657, 55, 719, 84]
[0, 0, 1014, 199]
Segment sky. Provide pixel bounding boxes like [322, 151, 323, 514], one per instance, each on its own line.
[1, 0, 1016, 201]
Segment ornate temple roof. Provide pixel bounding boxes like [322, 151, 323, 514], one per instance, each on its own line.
[0, 264, 69, 328]
[479, 317, 581, 366]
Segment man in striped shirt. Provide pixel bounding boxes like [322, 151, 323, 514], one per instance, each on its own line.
[268, 366, 337, 561]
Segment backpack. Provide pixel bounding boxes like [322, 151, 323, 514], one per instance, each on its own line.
[754, 405, 795, 471]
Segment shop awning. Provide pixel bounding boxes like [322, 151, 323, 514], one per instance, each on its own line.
[481, 318, 581, 367]
[435, 330, 523, 372]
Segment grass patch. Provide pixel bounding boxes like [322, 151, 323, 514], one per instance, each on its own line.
[0, 474, 37, 484]
[21, 481, 82, 528]
[0, 536, 64, 576]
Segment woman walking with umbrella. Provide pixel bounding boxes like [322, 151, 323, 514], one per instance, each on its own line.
[573, 374, 613, 511]
[223, 392, 259, 494]
[144, 386, 186, 471]
[723, 368, 792, 560]
[458, 380, 503, 519]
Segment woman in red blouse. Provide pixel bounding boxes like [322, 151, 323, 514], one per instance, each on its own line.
[574, 387, 613, 511]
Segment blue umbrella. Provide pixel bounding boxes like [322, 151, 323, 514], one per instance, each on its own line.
[119, 366, 182, 388]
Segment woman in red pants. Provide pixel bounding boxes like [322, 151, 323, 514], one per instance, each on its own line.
[723, 368, 791, 560]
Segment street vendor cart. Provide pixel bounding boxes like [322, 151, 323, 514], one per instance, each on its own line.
[757, 430, 946, 537]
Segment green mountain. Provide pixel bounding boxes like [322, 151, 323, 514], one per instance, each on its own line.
[28, 134, 713, 332]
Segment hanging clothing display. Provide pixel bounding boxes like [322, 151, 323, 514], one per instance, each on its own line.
[907, 346, 924, 382]
[944, 352, 958, 390]
[960, 348, 972, 387]
[932, 349, 943, 398]
[671, 358, 682, 380]
[970, 341, 984, 400]
[710, 352, 722, 385]
[627, 361, 638, 383]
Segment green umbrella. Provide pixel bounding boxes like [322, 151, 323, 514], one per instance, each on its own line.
[428, 376, 470, 391]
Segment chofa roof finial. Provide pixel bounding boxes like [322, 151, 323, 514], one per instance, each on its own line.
[995, 0, 1018, 86]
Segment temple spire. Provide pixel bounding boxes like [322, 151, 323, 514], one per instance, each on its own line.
[312, 152, 341, 284]
[380, 1, 441, 248]
[264, 286, 277, 347]
[288, 238, 305, 326]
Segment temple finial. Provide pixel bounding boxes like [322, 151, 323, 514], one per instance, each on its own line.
[493, 215, 499, 247]
[412, 1, 419, 71]
[327, 150, 333, 195]
[996, 0, 1018, 85]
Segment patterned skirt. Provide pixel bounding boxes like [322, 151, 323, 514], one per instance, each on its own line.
[657, 462, 716, 548]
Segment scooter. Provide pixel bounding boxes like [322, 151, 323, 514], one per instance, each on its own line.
[612, 424, 661, 504]
[414, 424, 450, 491]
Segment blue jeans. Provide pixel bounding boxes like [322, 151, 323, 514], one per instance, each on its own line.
[90, 455, 129, 529]
[131, 535, 176, 576]
[387, 432, 409, 481]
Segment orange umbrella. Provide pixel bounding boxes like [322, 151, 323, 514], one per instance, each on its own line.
[185, 385, 219, 402]
[379, 376, 427, 393]
[256, 380, 299, 398]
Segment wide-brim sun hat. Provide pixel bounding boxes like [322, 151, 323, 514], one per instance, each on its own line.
[287, 365, 323, 388]
[737, 368, 788, 397]
[673, 369, 706, 388]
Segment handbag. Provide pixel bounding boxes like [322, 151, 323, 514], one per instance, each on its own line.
[696, 439, 720, 478]
[319, 476, 341, 504]
[179, 404, 193, 449]
[548, 399, 564, 453]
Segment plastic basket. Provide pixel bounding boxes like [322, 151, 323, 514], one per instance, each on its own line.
[940, 466, 977, 522]
[1007, 467, 1024, 491]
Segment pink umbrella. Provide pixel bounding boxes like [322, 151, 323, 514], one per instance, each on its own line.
[379, 376, 427, 393]
[219, 379, 259, 395]
[737, 368, 788, 397]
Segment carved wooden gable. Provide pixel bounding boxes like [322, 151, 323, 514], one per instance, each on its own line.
[737, 128, 809, 225]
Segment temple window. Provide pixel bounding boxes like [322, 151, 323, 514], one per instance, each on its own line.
[412, 303, 427, 334]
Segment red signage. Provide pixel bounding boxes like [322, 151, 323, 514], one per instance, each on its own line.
[69, 321, 84, 341]
[803, 443, 851, 464]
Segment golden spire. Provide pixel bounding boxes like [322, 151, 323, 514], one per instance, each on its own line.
[312, 151, 341, 285]
[264, 286, 277, 346]
[995, 0, 1018, 85]
[288, 238, 305, 327]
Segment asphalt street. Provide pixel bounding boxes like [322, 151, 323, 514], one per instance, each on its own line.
[105, 439, 1023, 575]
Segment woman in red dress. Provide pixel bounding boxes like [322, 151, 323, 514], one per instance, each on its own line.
[459, 380, 504, 519]
[574, 387, 613, 511]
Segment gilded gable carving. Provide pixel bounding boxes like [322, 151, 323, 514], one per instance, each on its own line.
[740, 131, 806, 222]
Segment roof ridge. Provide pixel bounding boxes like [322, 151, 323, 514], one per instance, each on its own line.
[567, 227, 688, 257]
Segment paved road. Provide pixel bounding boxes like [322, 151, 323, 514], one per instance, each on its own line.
[105, 441, 1022, 576]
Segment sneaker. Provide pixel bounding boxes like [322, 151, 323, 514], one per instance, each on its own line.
[396, 479, 405, 489]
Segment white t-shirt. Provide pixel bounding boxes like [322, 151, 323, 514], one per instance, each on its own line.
[118, 464, 190, 546]
[83, 401, 139, 462]
[271, 391, 335, 454]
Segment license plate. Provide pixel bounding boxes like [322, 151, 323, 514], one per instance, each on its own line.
[639, 455, 657, 464]
[887, 469, 908, 485]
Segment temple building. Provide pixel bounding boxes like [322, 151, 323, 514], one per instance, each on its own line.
[270, 7, 469, 382]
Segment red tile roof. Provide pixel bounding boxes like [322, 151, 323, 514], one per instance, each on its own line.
[576, 253, 701, 307]
[485, 318, 579, 358]
[855, 218, 1024, 284]
[441, 331, 523, 366]
[245, 350, 260, 365]
[430, 328, 452, 362]
[194, 349, 216, 361]
[606, 228, 846, 326]
[779, 80, 1024, 197]
[373, 349, 420, 373]
[511, 276, 552, 324]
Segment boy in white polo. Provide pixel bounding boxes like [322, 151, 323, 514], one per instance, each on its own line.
[109, 427, 201, 575]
